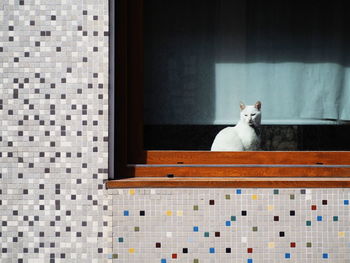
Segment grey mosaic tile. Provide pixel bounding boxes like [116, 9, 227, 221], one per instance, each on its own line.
[0, 0, 110, 262]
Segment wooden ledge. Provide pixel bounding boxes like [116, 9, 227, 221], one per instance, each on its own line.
[106, 177, 350, 188]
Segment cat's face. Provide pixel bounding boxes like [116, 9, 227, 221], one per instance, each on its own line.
[240, 101, 262, 127]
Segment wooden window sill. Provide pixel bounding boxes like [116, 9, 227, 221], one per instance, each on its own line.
[106, 177, 350, 188]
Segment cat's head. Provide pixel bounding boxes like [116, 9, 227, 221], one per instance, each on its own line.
[239, 101, 262, 127]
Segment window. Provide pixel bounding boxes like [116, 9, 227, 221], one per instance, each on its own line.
[107, 0, 350, 188]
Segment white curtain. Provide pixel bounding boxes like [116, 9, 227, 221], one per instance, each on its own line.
[144, 0, 350, 125]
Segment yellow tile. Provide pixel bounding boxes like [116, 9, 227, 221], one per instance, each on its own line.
[338, 232, 345, 237]
[128, 248, 135, 253]
[268, 242, 275, 248]
[267, 205, 274, 211]
[166, 210, 172, 216]
[252, 195, 258, 200]
[177, 210, 183, 216]
[129, 189, 135, 195]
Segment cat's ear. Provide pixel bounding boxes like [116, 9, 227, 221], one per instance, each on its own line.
[255, 101, 261, 111]
[240, 102, 246, 111]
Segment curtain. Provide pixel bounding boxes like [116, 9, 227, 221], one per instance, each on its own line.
[144, 0, 350, 125]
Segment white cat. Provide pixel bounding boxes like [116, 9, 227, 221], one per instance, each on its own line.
[211, 101, 262, 151]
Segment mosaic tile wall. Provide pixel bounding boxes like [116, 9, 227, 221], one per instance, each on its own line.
[110, 188, 350, 263]
[0, 0, 111, 262]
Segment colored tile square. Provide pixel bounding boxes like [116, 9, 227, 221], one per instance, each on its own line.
[279, 232, 285, 237]
[273, 189, 279, 194]
[161, 259, 167, 263]
[134, 227, 140, 232]
[225, 194, 231, 200]
[204, 232, 210, 237]
[242, 211, 247, 216]
[274, 216, 279, 221]
[194, 260, 199, 263]
[209, 247, 215, 253]
[172, 254, 177, 259]
[344, 200, 349, 205]
[156, 243, 161, 248]
[236, 189, 242, 194]
[128, 248, 135, 253]
[285, 253, 291, 259]
[123, 210, 129, 216]
[311, 205, 317, 210]
[209, 200, 215, 205]
[193, 205, 199, 211]
[247, 248, 253, 253]
[226, 221, 231, 226]
[290, 242, 296, 248]
[118, 237, 124, 243]
[183, 248, 188, 253]
[306, 242, 312, 248]
[140, 210, 145, 216]
[193, 226, 199, 232]
[290, 210, 295, 216]
[166, 210, 172, 216]
[290, 194, 295, 200]
[322, 200, 328, 205]
[338, 232, 345, 237]
[333, 216, 339, 221]
[251, 194, 258, 200]
[306, 221, 312, 226]
[215, 232, 220, 237]
[247, 259, 253, 263]
[129, 189, 135, 195]
[323, 253, 328, 259]
[252, 226, 258, 232]
[268, 242, 275, 248]
[226, 248, 231, 253]
[231, 216, 237, 221]
[317, 216, 323, 221]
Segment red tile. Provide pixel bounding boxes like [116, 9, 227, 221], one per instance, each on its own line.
[247, 248, 253, 253]
[172, 254, 177, 259]
[290, 242, 296, 248]
[311, 205, 317, 210]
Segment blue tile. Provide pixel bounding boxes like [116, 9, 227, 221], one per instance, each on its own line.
[344, 200, 349, 205]
[225, 221, 231, 226]
[317, 216, 323, 221]
[323, 253, 328, 259]
[161, 259, 167, 263]
[285, 253, 291, 259]
[236, 189, 242, 194]
[247, 259, 253, 263]
[123, 210, 129, 216]
[193, 226, 199, 232]
[209, 247, 215, 253]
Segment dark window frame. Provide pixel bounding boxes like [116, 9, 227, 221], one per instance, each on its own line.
[107, 0, 350, 188]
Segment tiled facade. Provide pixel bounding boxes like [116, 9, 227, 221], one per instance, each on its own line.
[110, 189, 350, 263]
[0, 1, 111, 262]
[1, 1, 350, 263]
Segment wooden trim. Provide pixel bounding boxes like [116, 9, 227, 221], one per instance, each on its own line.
[115, 0, 129, 178]
[145, 151, 350, 165]
[106, 177, 350, 188]
[130, 166, 350, 178]
[127, 0, 145, 164]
